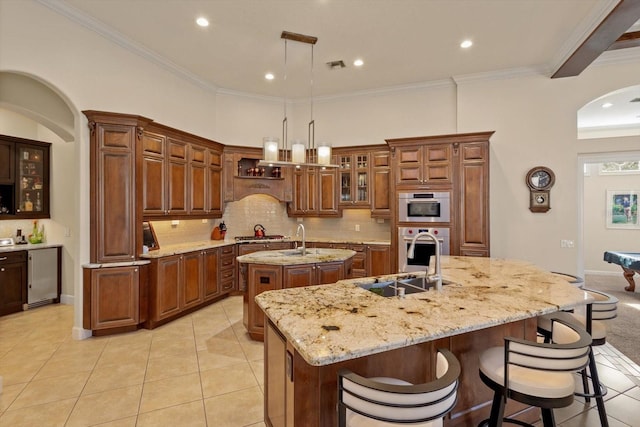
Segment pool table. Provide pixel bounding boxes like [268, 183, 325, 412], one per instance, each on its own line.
[604, 251, 640, 292]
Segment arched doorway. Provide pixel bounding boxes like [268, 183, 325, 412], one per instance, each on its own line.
[0, 71, 88, 339]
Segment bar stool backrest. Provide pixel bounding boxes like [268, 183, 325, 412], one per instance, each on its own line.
[338, 348, 460, 425]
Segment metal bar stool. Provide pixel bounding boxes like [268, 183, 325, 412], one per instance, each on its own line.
[337, 348, 460, 427]
[479, 315, 592, 427]
[537, 288, 617, 427]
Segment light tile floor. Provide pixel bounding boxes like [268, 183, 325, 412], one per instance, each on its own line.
[1, 296, 639, 426]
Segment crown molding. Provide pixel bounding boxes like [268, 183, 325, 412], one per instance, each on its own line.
[37, 0, 219, 94]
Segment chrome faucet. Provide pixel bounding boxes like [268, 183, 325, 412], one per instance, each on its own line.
[407, 231, 442, 290]
[296, 224, 306, 256]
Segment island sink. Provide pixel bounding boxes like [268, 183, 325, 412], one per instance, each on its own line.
[360, 276, 452, 297]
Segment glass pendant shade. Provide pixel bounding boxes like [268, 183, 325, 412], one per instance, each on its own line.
[291, 140, 306, 163]
[317, 142, 331, 165]
[263, 137, 279, 163]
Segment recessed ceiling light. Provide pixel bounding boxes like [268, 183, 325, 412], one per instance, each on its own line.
[265, 73, 275, 80]
[460, 40, 473, 49]
[353, 59, 364, 67]
[602, 102, 613, 108]
[196, 17, 209, 27]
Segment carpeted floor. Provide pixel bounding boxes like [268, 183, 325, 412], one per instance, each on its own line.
[585, 273, 640, 366]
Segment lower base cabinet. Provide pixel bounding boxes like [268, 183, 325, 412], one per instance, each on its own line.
[307, 242, 391, 277]
[0, 251, 27, 316]
[82, 264, 147, 333]
[148, 245, 236, 328]
[243, 259, 351, 341]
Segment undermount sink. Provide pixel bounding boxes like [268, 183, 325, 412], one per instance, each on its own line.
[279, 248, 307, 256]
[360, 276, 453, 297]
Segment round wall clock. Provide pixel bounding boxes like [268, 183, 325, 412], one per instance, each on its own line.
[526, 166, 555, 212]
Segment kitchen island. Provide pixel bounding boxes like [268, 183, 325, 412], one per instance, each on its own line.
[237, 248, 356, 341]
[256, 256, 590, 427]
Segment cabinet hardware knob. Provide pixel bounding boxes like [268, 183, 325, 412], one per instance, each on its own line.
[134, 269, 138, 272]
[1, 268, 4, 272]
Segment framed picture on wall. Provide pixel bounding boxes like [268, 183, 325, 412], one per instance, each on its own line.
[606, 191, 639, 228]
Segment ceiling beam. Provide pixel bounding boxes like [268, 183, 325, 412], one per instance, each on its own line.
[607, 30, 640, 50]
[552, 0, 640, 78]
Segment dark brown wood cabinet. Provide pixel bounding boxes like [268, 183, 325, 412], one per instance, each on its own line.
[336, 149, 370, 208]
[243, 257, 353, 341]
[148, 245, 236, 328]
[0, 250, 27, 316]
[371, 150, 391, 218]
[0, 135, 51, 219]
[367, 244, 391, 276]
[307, 242, 391, 277]
[457, 142, 490, 257]
[387, 132, 493, 268]
[82, 264, 146, 332]
[392, 143, 452, 187]
[141, 127, 223, 219]
[85, 111, 150, 263]
[288, 166, 339, 217]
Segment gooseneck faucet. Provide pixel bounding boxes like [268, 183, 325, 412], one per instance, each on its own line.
[296, 224, 306, 256]
[407, 231, 442, 290]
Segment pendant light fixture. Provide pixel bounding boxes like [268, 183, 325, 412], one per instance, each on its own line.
[258, 31, 337, 169]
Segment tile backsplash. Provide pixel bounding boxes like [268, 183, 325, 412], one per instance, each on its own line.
[151, 194, 390, 246]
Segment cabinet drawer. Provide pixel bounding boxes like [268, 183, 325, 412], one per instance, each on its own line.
[0, 251, 27, 264]
[221, 256, 235, 268]
[221, 245, 236, 255]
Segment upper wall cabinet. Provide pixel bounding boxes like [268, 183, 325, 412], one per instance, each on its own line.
[0, 134, 51, 220]
[141, 124, 224, 219]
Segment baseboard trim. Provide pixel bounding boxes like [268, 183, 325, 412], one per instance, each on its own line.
[72, 326, 92, 340]
[60, 294, 74, 305]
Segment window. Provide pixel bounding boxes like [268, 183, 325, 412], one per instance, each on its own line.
[599, 161, 640, 175]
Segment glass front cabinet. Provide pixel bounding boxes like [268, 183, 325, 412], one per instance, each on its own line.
[0, 135, 50, 219]
[339, 152, 369, 207]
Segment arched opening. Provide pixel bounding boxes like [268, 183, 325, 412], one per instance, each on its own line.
[0, 71, 87, 339]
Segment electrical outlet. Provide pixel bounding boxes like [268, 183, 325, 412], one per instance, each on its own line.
[64, 227, 71, 237]
[201, 219, 208, 223]
[560, 239, 575, 248]
[355, 224, 360, 232]
[171, 220, 180, 226]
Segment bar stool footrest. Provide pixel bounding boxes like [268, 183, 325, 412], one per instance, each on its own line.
[575, 373, 608, 399]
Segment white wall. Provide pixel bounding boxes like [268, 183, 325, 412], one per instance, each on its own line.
[2, 1, 640, 334]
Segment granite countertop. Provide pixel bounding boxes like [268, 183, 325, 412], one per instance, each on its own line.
[139, 239, 236, 259]
[237, 248, 356, 266]
[0, 242, 63, 253]
[303, 237, 391, 246]
[255, 256, 591, 367]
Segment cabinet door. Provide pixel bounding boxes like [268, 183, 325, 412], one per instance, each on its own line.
[349, 245, 367, 278]
[371, 150, 391, 218]
[154, 255, 182, 320]
[167, 139, 188, 215]
[423, 144, 452, 184]
[367, 245, 391, 276]
[318, 169, 338, 216]
[15, 143, 49, 218]
[0, 140, 14, 184]
[316, 262, 344, 285]
[182, 251, 203, 309]
[288, 169, 306, 215]
[203, 248, 220, 300]
[141, 132, 166, 216]
[88, 266, 139, 330]
[458, 142, 489, 256]
[306, 168, 318, 212]
[395, 146, 423, 185]
[283, 265, 315, 288]
[247, 264, 281, 335]
[339, 154, 352, 204]
[0, 255, 27, 316]
[207, 150, 223, 215]
[189, 145, 206, 215]
[265, 322, 288, 427]
[92, 123, 136, 262]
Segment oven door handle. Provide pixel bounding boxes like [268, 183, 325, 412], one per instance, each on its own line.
[408, 198, 437, 203]
[401, 236, 443, 243]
